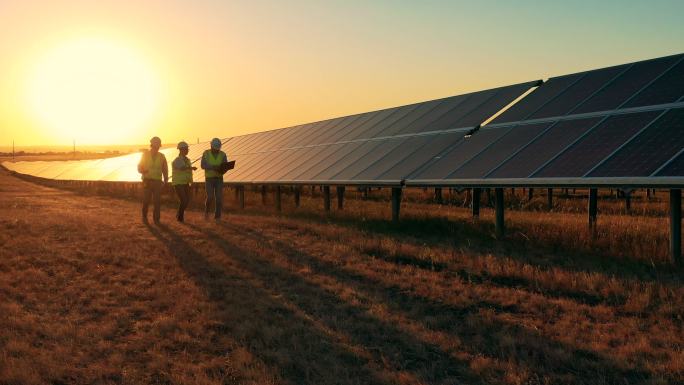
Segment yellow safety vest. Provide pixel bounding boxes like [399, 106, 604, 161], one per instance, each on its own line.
[203, 150, 226, 179]
[172, 156, 193, 185]
[140, 151, 164, 181]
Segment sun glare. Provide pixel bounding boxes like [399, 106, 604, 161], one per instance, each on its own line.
[25, 37, 160, 144]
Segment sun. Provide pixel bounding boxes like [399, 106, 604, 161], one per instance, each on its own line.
[25, 37, 160, 144]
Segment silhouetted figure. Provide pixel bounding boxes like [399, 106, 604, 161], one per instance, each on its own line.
[171, 141, 196, 222]
[201, 138, 228, 221]
[138, 136, 168, 224]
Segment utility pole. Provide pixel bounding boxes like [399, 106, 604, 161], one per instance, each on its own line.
[12, 140, 15, 162]
[73, 139, 76, 158]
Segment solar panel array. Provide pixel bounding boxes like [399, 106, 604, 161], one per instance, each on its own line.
[3, 53, 684, 188]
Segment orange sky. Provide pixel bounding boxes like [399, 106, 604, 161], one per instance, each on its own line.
[1, 0, 683, 147]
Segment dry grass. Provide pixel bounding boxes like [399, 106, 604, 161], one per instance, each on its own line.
[1, 171, 682, 384]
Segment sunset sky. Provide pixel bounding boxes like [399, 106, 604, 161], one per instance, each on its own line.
[1, 0, 683, 148]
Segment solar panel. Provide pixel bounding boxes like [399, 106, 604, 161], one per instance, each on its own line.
[332, 138, 407, 180]
[311, 141, 379, 180]
[622, 57, 684, 108]
[528, 64, 629, 119]
[588, 108, 684, 176]
[379, 132, 464, 180]
[290, 142, 360, 180]
[299, 115, 360, 146]
[272, 145, 333, 181]
[409, 128, 510, 180]
[449, 122, 552, 178]
[5, 54, 681, 189]
[351, 136, 433, 180]
[656, 151, 684, 176]
[380, 100, 444, 137]
[534, 110, 662, 177]
[491, 74, 583, 124]
[336, 107, 400, 141]
[488, 117, 602, 178]
[391, 96, 468, 136]
[571, 54, 682, 114]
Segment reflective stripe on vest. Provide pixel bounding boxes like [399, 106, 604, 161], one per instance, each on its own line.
[141, 151, 164, 181]
[203, 150, 225, 179]
[172, 157, 193, 185]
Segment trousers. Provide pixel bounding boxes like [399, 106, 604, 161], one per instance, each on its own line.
[205, 177, 223, 219]
[142, 179, 162, 222]
[174, 184, 191, 221]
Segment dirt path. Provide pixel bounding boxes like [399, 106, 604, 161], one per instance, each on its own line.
[1, 170, 682, 385]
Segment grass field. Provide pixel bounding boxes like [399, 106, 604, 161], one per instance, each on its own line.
[1, 169, 683, 384]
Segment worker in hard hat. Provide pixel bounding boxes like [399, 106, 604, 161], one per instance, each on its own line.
[137, 136, 168, 224]
[171, 141, 197, 222]
[201, 138, 228, 221]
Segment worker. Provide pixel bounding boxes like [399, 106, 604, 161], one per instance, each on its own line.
[171, 141, 197, 222]
[137, 136, 168, 224]
[201, 137, 228, 221]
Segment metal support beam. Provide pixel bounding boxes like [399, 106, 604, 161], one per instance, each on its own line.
[392, 187, 402, 223]
[238, 186, 245, 209]
[528, 188, 534, 201]
[472, 188, 481, 218]
[588, 188, 598, 228]
[275, 185, 282, 212]
[486, 188, 492, 207]
[547, 188, 553, 210]
[495, 188, 504, 239]
[294, 186, 301, 208]
[261, 185, 267, 205]
[337, 186, 345, 209]
[323, 186, 331, 212]
[625, 191, 632, 212]
[671, 189, 681, 266]
[434, 187, 443, 204]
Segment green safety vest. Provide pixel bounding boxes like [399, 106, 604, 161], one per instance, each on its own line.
[172, 156, 193, 185]
[140, 151, 164, 181]
[203, 150, 226, 179]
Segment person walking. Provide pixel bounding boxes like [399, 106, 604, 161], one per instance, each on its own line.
[171, 141, 197, 222]
[201, 138, 228, 221]
[137, 136, 168, 224]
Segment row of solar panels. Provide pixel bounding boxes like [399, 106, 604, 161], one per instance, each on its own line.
[4, 53, 684, 187]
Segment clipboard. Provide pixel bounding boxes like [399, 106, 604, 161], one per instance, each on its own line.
[220, 160, 236, 174]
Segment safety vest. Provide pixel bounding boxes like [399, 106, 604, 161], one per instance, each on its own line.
[203, 150, 226, 179]
[172, 156, 193, 185]
[140, 151, 164, 181]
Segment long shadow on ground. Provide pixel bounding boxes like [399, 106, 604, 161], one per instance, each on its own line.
[207, 221, 655, 385]
[147, 223, 486, 385]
